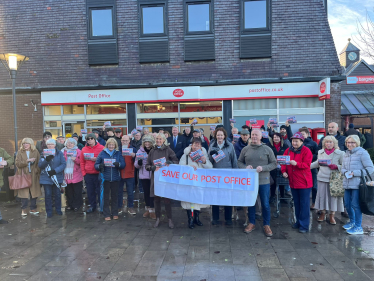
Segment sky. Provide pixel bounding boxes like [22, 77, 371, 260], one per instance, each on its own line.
[328, 0, 374, 64]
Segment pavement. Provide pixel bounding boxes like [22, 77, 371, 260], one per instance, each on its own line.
[0, 193, 374, 281]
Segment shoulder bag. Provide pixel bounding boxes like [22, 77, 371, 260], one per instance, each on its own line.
[8, 170, 32, 190]
[329, 170, 344, 197]
[359, 168, 374, 216]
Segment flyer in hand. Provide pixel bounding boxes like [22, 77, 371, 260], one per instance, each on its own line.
[233, 134, 240, 142]
[104, 159, 115, 167]
[269, 118, 278, 124]
[66, 150, 77, 157]
[136, 152, 148, 160]
[229, 118, 236, 123]
[249, 118, 257, 125]
[153, 157, 166, 167]
[191, 119, 198, 125]
[131, 129, 138, 136]
[190, 149, 204, 162]
[213, 150, 226, 163]
[318, 159, 332, 166]
[136, 126, 143, 131]
[262, 131, 269, 138]
[210, 125, 216, 131]
[122, 148, 133, 156]
[81, 129, 87, 134]
[287, 116, 297, 124]
[277, 155, 290, 165]
[43, 149, 56, 156]
[104, 121, 111, 127]
[83, 153, 94, 160]
[272, 123, 280, 128]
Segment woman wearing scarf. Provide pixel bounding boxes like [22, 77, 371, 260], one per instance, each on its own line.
[62, 138, 83, 212]
[15, 138, 41, 216]
[134, 135, 156, 219]
[311, 136, 344, 225]
[94, 138, 126, 221]
[146, 133, 179, 229]
[179, 137, 213, 229]
[281, 132, 313, 233]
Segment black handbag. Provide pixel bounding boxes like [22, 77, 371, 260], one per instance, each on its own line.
[359, 168, 374, 216]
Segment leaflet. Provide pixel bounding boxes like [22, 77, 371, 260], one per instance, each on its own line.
[229, 118, 236, 123]
[136, 152, 148, 160]
[122, 148, 133, 156]
[136, 126, 143, 131]
[249, 118, 257, 125]
[272, 123, 280, 128]
[210, 125, 216, 131]
[212, 150, 226, 163]
[318, 159, 332, 166]
[269, 118, 278, 124]
[262, 131, 269, 138]
[104, 121, 111, 127]
[43, 149, 55, 156]
[345, 172, 353, 179]
[66, 150, 77, 157]
[81, 129, 87, 134]
[83, 153, 94, 160]
[287, 116, 297, 124]
[104, 159, 115, 167]
[277, 155, 290, 165]
[233, 134, 240, 142]
[131, 129, 138, 136]
[190, 149, 204, 162]
[191, 119, 198, 125]
[153, 157, 166, 167]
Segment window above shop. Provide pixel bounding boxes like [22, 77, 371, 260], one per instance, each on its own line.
[243, 0, 268, 30]
[141, 5, 166, 36]
[90, 8, 114, 38]
[187, 3, 211, 33]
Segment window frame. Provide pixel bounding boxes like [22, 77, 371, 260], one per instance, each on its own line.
[241, 0, 270, 34]
[184, 0, 214, 35]
[88, 6, 117, 40]
[140, 3, 167, 37]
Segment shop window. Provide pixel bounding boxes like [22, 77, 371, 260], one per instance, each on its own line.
[180, 101, 222, 112]
[279, 97, 324, 109]
[87, 0, 118, 65]
[44, 106, 61, 116]
[63, 105, 84, 115]
[86, 104, 127, 115]
[137, 103, 177, 114]
[233, 99, 276, 110]
[184, 0, 215, 61]
[45, 121, 62, 128]
[46, 129, 62, 140]
[87, 119, 127, 130]
[240, 0, 271, 59]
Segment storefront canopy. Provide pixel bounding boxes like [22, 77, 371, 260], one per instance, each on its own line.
[341, 93, 374, 115]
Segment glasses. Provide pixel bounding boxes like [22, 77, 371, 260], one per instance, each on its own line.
[87, 137, 94, 140]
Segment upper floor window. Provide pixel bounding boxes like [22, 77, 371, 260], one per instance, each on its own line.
[186, 2, 212, 34]
[141, 4, 166, 36]
[89, 8, 114, 38]
[243, 0, 269, 31]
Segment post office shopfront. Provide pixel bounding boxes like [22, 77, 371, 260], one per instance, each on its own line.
[41, 82, 325, 138]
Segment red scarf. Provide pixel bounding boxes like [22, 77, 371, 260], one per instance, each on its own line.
[274, 142, 281, 152]
[282, 135, 288, 140]
[325, 148, 335, 155]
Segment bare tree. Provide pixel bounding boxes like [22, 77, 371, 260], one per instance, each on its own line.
[355, 9, 374, 61]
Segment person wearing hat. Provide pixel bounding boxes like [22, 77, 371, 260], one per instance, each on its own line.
[72, 133, 84, 150]
[199, 128, 210, 146]
[279, 120, 293, 147]
[92, 129, 106, 146]
[191, 129, 209, 151]
[281, 132, 313, 233]
[36, 132, 64, 155]
[267, 132, 289, 202]
[234, 129, 250, 159]
[56, 136, 65, 145]
[182, 126, 193, 146]
[80, 133, 105, 213]
[113, 128, 123, 151]
[135, 135, 156, 219]
[102, 127, 115, 140]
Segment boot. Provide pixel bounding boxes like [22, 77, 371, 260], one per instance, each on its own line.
[149, 208, 156, 220]
[194, 210, 203, 226]
[329, 213, 336, 225]
[143, 206, 150, 218]
[187, 210, 194, 229]
[154, 218, 160, 228]
[317, 211, 326, 222]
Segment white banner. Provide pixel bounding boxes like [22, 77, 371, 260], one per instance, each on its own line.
[154, 165, 259, 206]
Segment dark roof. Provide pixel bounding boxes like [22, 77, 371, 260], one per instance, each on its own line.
[343, 61, 361, 75]
[341, 93, 374, 115]
[339, 40, 360, 55]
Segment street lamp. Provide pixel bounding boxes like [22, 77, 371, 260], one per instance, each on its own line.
[0, 53, 29, 152]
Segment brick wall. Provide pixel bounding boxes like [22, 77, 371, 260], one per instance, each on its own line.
[325, 82, 342, 130]
[0, 92, 43, 154]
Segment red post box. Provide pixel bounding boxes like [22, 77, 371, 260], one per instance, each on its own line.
[311, 128, 326, 145]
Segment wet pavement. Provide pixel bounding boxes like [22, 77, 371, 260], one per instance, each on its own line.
[0, 194, 374, 281]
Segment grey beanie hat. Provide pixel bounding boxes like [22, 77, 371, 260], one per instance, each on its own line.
[87, 133, 97, 140]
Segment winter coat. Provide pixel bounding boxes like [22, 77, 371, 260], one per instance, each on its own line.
[364, 133, 373, 149]
[208, 139, 238, 169]
[234, 137, 249, 159]
[238, 144, 277, 185]
[303, 136, 319, 177]
[344, 128, 360, 137]
[131, 139, 142, 151]
[0, 147, 14, 188]
[189, 136, 209, 152]
[319, 131, 346, 151]
[167, 135, 186, 159]
[145, 145, 179, 197]
[95, 149, 126, 182]
[311, 149, 344, 182]
[179, 145, 212, 210]
[341, 147, 374, 190]
[14, 149, 41, 198]
[62, 148, 83, 184]
[36, 140, 64, 155]
[281, 145, 313, 189]
[38, 149, 66, 185]
[134, 146, 152, 180]
[181, 132, 193, 146]
[80, 142, 104, 176]
[121, 144, 137, 179]
[267, 138, 289, 183]
[97, 136, 106, 146]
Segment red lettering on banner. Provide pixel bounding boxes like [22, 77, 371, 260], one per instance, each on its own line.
[162, 170, 180, 179]
[173, 89, 184, 97]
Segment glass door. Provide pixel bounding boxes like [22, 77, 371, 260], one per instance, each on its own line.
[62, 121, 86, 137]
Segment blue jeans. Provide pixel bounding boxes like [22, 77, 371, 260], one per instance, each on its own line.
[120, 177, 135, 208]
[85, 174, 100, 209]
[344, 189, 362, 228]
[248, 184, 271, 226]
[21, 197, 37, 210]
[44, 184, 62, 217]
[291, 188, 311, 231]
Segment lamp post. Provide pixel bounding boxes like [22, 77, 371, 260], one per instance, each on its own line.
[0, 53, 29, 152]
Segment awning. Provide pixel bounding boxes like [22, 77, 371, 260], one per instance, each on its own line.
[341, 93, 374, 115]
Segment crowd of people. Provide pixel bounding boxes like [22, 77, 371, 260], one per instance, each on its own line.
[0, 121, 372, 237]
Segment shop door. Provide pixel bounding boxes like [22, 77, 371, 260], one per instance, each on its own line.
[151, 118, 175, 133]
[62, 121, 86, 138]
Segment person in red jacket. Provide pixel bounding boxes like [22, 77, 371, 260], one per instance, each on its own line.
[80, 133, 104, 213]
[281, 132, 313, 233]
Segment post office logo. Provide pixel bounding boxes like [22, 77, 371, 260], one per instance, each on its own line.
[173, 89, 184, 97]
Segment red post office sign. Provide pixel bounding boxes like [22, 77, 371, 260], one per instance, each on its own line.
[173, 89, 184, 98]
[318, 78, 330, 101]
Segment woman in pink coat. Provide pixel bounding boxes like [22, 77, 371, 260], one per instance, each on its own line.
[62, 138, 83, 211]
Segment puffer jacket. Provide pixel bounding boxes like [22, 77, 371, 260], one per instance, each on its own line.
[134, 146, 151, 179]
[38, 149, 66, 185]
[208, 139, 238, 169]
[341, 147, 374, 189]
[80, 142, 104, 176]
[95, 149, 126, 182]
[62, 148, 83, 184]
[311, 149, 344, 182]
[234, 137, 249, 159]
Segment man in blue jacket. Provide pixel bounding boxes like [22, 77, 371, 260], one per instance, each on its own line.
[93, 129, 106, 146]
[318, 122, 346, 151]
[234, 129, 250, 159]
[167, 126, 186, 160]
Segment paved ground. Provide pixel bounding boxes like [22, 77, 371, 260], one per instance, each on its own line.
[0, 192, 374, 281]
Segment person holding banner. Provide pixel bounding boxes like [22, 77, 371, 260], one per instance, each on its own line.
[281, 132, 313, 233]
[95, 138, 126, 221]
[179, 137, 213, 229]
[238, 129, 277, 237]
[15, 138, 41, 217]
[208, 127, 238, 226]
[311, 136, 344, 225]
[38, 139, 66, 218]
[146, 133, 179, 229]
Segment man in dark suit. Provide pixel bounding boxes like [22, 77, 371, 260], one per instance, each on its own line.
[167, 126, 186, 160]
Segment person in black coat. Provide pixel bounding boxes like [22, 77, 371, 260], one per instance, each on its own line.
[167, 126, 186, 160]
[364, 132, 373, 149]
[318, 122, 346, 151]
[299, 128, 319, 208]
[181, 126, 193, 146]
[267, 133, 289, 202]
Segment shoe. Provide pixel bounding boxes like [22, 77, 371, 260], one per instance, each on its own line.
[225, 220, 233, 226]
[0, 219, 8, 224]
[168, 219, 174, 229]
[128, 208, 136, 215]
[187, 210, 194, 229]
[255, 214, 263, 221]
[194, 210, 203, 226]
[244, 223, 256, 233]
[149, 208, 156, 220]
[29, 210, 39, 215]
[118, 210, 123, 215]
[65, 206, 73, 211]
[292, 223, 299, 229]
[299, 229, 308, 233]
[341, 211, 349, 218]
[328, 214, 336, 225]
[21, 211, 28, 216]
[347, 226, 364, 235]
[342, 222, 355, 230]
[317, 212, 325, 222]
[212, 220, 219, 225]
[310, 204, 315, 210]
[105, 217, 111, 221]
[263, 225, 273, 237]
[86, 207, 96, 213]
[113, 216, 119, 220]
[154, 218, 160, 228]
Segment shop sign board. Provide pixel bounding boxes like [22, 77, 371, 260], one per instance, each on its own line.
[347, 76, 374, 84]
[318, 78, 330, 101]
